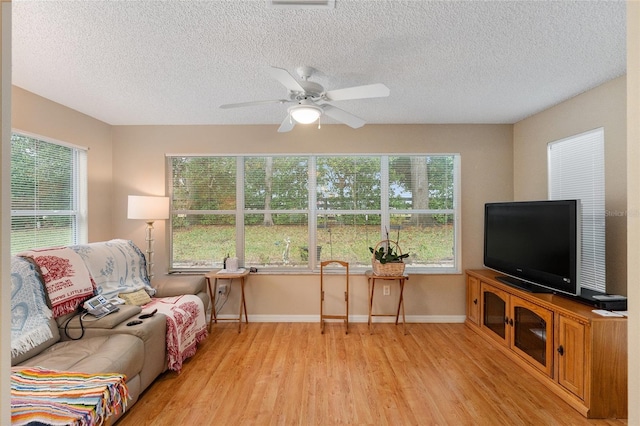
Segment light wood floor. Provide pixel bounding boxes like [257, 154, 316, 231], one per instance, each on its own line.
[117, 323, 627, 426]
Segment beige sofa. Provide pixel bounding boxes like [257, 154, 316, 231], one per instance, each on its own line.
[10, 240, 208, 423]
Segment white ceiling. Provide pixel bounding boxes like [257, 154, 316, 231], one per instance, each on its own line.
[12, 0, 626, 127]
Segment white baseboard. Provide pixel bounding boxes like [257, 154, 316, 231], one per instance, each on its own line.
[209, 314, 466, 324]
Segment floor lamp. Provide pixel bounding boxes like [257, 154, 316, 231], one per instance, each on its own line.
[127, 195, 170, 281]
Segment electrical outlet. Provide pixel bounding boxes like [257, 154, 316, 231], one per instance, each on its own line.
[218, 284, 228, 296]
[383, 284, 390, 296]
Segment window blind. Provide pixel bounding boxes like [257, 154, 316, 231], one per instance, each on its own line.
[11, 133, 87, 254]
[548, 128, 605, 293]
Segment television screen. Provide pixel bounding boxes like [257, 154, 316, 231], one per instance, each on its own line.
[484, 200, 580, 296]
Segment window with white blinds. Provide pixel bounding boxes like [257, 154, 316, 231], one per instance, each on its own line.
[167, 154, 460, 272]
[11, 132, 88, 254]
[548, 128, 605, 292]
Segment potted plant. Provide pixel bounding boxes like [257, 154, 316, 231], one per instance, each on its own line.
[369, 243, 409, 264]
[369, 229, 409, 276]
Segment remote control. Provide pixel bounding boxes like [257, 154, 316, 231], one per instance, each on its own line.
[139, 309, 158, 319]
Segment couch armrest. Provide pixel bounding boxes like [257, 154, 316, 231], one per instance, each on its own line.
[61, 305, 141, 331]
[151, 274, 206, 297]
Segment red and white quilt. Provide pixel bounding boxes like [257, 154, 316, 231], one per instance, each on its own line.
[143, 295, 207, 373]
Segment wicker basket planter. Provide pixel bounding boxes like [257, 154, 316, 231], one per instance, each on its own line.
[372, 259, 406, 276]
[371, 240, 406, 276]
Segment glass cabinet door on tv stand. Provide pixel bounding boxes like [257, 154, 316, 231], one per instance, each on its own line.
[481, 282, 553, 377]
[510, 298, 553, 377]
[481, 283, 509, 346]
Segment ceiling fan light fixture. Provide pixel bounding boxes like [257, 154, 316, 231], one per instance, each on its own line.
[289, 104, 322, 124]
[267, 0, 335, 9]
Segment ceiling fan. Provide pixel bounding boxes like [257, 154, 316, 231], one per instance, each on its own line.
[219, 66, 390, 132]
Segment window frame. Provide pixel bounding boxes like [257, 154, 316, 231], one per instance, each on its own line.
[10, 130, 88, 253]
[167, 153, 461, 274]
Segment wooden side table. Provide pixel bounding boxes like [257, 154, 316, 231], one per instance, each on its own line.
[205, 268, 250, 333]
[365, 270, 409, 335]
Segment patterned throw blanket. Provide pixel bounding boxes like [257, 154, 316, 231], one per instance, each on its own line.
[143, 295, 208, 373]
[70, 239, 156, 300]
[11, 256, 54, 358]
[19, 247, 95, 318]
[11, 367, 129, 426]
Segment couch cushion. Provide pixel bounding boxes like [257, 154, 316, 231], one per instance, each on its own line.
[57, 312, 167, 393]
[70, 239, 155, 300]
[19, 334, 144, 382]
[152, 274, 206, 298]
[11, 256, 60, 366]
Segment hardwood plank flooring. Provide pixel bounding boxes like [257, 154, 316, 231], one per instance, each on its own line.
[117, 323, 627, 425]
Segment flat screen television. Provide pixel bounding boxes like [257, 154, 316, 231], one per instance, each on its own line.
[483, 200, 581, 296]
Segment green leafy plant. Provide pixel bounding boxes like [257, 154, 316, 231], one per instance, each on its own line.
[369, 228, 410, 264]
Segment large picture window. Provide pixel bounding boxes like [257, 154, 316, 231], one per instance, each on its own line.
[168, 154, 460, 273]
[11, 132, 88, 254]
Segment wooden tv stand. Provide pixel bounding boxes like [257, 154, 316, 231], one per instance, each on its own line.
[465, 269, 627, 419]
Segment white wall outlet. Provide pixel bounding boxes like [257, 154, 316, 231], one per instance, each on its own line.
[218, 284, 228, 296]
[383, 284, 390, 296]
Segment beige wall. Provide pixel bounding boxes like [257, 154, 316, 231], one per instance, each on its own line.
[112, 124, 513, 318]
[11, 86, 114, 242]
[513, 76, 627, 296]
[8, 74, 628, 319]
[8, 87, 514, 321]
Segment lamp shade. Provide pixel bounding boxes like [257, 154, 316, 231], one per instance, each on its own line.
[127, 195, 170, 220]
[290, 104, 322, 124]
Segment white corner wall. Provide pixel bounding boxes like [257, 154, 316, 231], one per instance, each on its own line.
[626, 1, 639, 423]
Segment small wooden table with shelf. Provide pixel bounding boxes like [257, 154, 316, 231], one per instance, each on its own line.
[205, 268, 250, 333]
[365, 270, 409, 334]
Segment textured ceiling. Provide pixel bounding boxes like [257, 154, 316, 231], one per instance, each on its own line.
[12, 0, 626, 126]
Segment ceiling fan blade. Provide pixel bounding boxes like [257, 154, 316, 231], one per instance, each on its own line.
[220, 99, 289, 109]
[268, 67, 305, 93]
[322, 104, 366, 129]
[324, 83, 390, 101]
[277, 114, 295, 133]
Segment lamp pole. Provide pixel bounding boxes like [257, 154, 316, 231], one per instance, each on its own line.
[145, 220, 155, 280]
